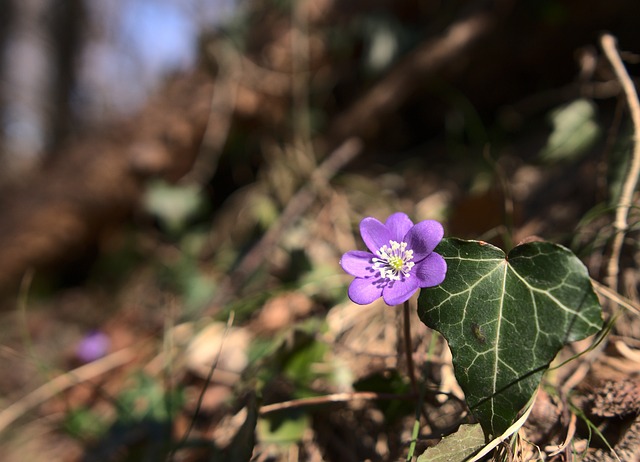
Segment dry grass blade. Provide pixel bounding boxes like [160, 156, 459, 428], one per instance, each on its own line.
[0, 346, 136, 434]
[545, 411, 577, 456]
[259, 391, 412, 415]
[468, 389, 538, 462]
[601, 33, 640, 292]
[591, 279, 640, 316]
[211, 136, 363, 307]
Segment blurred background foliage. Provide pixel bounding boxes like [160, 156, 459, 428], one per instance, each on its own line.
[1, 0, 640, 460]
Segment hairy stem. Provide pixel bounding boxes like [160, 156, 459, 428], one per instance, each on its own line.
[403, 300, 418, 395]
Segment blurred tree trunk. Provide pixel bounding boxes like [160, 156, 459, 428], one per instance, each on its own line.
[0, 0, 14, 160]
[1, 0, 54, 177]
[46, 0, 86, 155]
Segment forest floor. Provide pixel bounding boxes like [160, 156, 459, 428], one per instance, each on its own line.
[1, 127, 640, 461]
[1, 2, 640, 461]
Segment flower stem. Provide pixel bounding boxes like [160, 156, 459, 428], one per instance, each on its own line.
[403, 300, 418, 396]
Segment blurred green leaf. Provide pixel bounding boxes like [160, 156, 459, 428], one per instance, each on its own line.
[250, 193, 279, 230]
[117, 373, 183, 422]
[358, 14, 420, 75]
[181, 269, 215, 313]
[353, 370, 412, 422]
[284, 332, 329, 391]
[64, 407, 108, 439]
[157, 252, 214, 313]
[299, 264, 350, 302]
[257, 412, 310, 445]
[417, 424, 485, 462]
[143, 180, 206, 234]
[539, 98, 600, 163]
[250, 320, 333, 398]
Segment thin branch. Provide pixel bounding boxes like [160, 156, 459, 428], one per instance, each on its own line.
[172, 312, 235, 456]
[328, 11, 494, 145]
[210, 137, 363, 306]
[601, 34, 640, 292]
[0, 346, 136, 434]
[259, 391, 412, 415]
[258, 388, 466, 417]
[591, 278, 640, 316]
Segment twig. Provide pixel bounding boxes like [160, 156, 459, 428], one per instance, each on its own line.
[0, 346, 136, 434]
[172, 311, 235, 455]
[328, 10, 494, 144]
[601, 34, 640, 292]
[210, 137, 363, 307]
[591, 278, 640, 316]
[259, 391, 412, 415]
[567, 34, 640, 404]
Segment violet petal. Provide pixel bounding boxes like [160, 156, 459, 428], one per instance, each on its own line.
[340, 250, 375, 278]
[404, 220, 444, 261]
[385, 212, 413, 242]
[76, 331, 110, 363]
[360, 217, 392, 254]
[348, 277, 383, 305]
[382, 277, 420, 306]
[414, 252, 447, 287]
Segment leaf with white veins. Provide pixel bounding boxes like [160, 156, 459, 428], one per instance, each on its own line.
[418, 238, 602, 437]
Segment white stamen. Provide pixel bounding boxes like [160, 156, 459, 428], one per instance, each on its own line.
[372, 240, 414, 281]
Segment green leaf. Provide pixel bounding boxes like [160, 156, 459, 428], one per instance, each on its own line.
[143, 180, 206, 234]
[284, 338, 328, 387]
[539, 98, 601, 163]
[257, 412, 310, 445]
[353, 370, 412, 423]
[116, 373, 183, 422]
[417, 424, 485, 462]
[64, 407, 108, 439]
[418, 239, 602, 438]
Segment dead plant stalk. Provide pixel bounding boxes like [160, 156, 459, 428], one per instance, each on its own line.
[601, 34, 640, 292]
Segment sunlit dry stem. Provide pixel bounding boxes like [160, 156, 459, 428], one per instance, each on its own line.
[259, 391, 413, 415]
[0, 346, 136, 434]
[601, 34, 640, 292]
[591, 278, 640, 316]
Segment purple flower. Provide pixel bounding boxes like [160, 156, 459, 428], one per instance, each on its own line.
[76, 331, 110, 363]
[340, 212, 447, 306]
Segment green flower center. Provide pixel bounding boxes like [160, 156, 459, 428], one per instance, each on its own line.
[372, 240, 415, 281]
